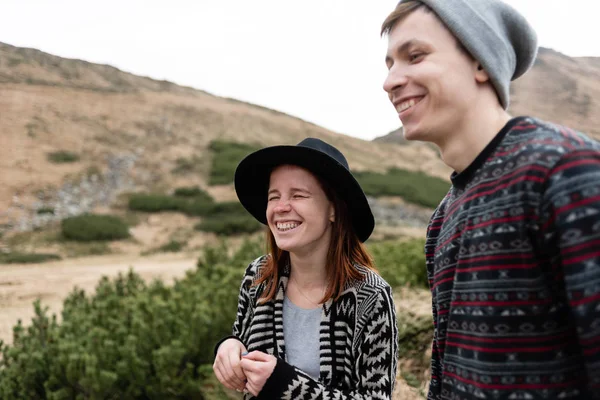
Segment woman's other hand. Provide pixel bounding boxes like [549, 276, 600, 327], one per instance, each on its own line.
[239, 351, 277, 397]
[213, 338, 248, 392]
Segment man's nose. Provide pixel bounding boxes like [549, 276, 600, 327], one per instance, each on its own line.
[383, 64, 409, 95]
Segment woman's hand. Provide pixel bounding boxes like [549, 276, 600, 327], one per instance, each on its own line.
[239, 351, 277, 397]
[213, 338, 248, 392]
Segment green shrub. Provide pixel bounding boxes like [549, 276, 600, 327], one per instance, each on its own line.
[355, 168, 450, 208]
[187, 201, 248, 218]
[36, 207, 54, 215]
[195, 214, 263, 236]
[208, 140, 259, 185]
[0, 252, 61, 264]
[128, 193, 215, 216]
[205, 201, 246, 215]
[128, 193, 187, 212]
[179, 198, 216, 216]
[173, 186, 211, 200]
[47, 150, 80, 163]
[0, 236, 431, 398]
[127, 193, 256, 225]
[194, 201, 262, 235]
[0, 239, 263, 399]
[397, 311, 434, 360]
[158, 240, 185, 253]
[171, 156, 201, 175]
[61, 214, 130, 242]
[370, 238, 428, 289]
[62, 241, 111, 257]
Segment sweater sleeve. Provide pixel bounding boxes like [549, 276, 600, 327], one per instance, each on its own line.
[214, 256, 264, 356]
[426, 296, 442, 400]
[256, 285, 398, 400]
[540, 149, 600, 397]
[425, 204, 445, 400]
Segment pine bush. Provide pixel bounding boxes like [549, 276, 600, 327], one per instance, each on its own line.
[47, 150, 80, 163]
[128, 194, 188, 213]
[0, 252, 61, 264]
[173, 187, 212, 201]
[0, 240, 264, 399]
[0, 238, 433, 398]
[194, 202, 262, 235]
[354, 168, 450, 208]
[208, 141, 259, 186]
[157, 240, 185, 253]
[195, 215, 263, 236]
[370, 238, 428, 289]
[36, 207, 55, 215]
[127, 193, 216, 217]
[61, 214, 130, 242]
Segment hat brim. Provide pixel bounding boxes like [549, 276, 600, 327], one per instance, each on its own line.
[234, 145, 374, 242]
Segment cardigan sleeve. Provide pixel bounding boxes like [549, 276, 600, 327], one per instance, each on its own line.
[214, 256, 265, 356]
[255, 285, 398, 400]
[540, 149, 600, 397]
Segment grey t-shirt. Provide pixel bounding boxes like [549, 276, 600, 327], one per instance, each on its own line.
[283, 296, 322, 380]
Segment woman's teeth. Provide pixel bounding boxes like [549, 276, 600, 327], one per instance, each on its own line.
[277, 222, 300, 231]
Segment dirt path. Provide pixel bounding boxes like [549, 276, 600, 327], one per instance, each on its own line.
[0, 253, 198, 345]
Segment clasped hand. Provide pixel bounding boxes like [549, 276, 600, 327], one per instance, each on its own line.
[213, 339, 276, 397]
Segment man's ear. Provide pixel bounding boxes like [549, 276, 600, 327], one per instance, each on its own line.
[475, 63, 490, 83]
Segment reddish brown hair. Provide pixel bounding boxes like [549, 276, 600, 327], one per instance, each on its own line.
[254, 175, 376, 304]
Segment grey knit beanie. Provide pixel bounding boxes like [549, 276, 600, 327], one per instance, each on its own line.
[398, 0, 538, 109]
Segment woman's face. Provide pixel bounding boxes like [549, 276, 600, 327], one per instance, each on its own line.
[266, 165, 334, 257]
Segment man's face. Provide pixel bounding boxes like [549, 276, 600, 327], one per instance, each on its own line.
[383, 8, 481, 144]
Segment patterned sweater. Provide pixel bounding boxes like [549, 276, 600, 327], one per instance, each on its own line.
[426, 117, 600, 400]
[217, 255, 398, 399]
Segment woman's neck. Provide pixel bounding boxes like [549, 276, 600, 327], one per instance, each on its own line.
[289, 252, 328, 288]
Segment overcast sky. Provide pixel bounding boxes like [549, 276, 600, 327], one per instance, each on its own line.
[2, 0, 599, 140]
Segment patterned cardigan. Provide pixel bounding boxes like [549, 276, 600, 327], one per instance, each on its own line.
[215, 255, 398, 399]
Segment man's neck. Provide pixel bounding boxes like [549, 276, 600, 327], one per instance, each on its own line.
[438, 106, 512, 173]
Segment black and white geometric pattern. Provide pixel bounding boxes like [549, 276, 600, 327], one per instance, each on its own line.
[227, 255, 398, 399]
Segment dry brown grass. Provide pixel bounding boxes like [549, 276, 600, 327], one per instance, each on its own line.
[510, 48, 600, 138]
[1, 41, 452, 227]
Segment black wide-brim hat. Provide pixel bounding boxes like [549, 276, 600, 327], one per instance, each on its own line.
[234, 137, 374, 242]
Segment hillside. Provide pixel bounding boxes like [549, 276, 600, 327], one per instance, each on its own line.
[511, 47, 600, 138]
[375, 47, 600, 143]
[0, 41, 449, 233]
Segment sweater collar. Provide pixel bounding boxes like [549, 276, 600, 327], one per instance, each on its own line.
[450, 116, 528, 189]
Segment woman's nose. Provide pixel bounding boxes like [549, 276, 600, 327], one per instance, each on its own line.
[273, 199, 292, 213]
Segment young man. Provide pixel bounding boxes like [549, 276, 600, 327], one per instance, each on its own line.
[381, 1, 600, 399]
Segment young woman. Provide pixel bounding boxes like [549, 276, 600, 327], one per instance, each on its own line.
[213, 138, 398, 399]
